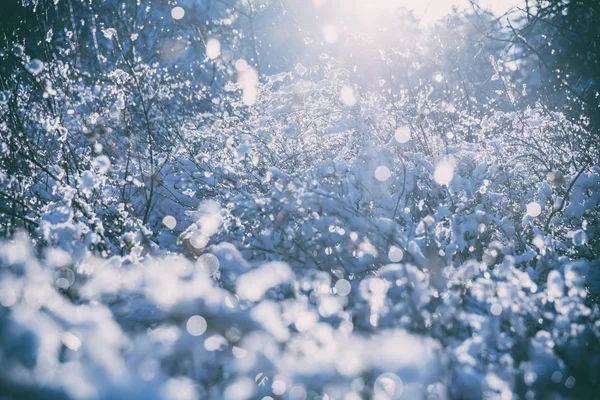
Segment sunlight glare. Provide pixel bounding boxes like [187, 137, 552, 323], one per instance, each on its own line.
[347, 0, 521, 26]
[323, 24, 338, 43]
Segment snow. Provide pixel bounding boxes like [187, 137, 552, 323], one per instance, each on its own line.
[295, 63, 308, 76]
[78, 170, 99, 196]
[2, 1, 599, 399]
[236, 262, 293, 301]
[547, 270, 564, 299]
[102, 28, 117, 40]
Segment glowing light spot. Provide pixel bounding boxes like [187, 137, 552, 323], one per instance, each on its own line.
[171, 6, 185, 20]
[532, 236, 545, 250]
[335, 352, 362, 375]
[272, 380, 286, 396]
[55, 268, 75, 290]
[225, 295, 238, 309]
[295, 311, 317, 332]
[340, 85, 357, 106]
[388, 246, 403, 263]
[162, 215, 177, 230]
[370, 314, 379, 327]
[55, 277, 70, 290]
[226, 327, 242, 342]
[490, 303, 503, 316]
[243, 87, 258, 106]
[186, 315, 207, 336]
[235, 59, 248, 71]
[551, 371, 563, 383]
[190, 232, 209, 249]
[196, 253, 220, 276]
[323, 24, 338, 43]
[394, 127, 411, 143]
[526, 202, 542, 217]
[374, 373, 403, 399]
[232, 346, 248, 358]
[206, 38, 221, 59]
[139, 358, 159, 380]
[434, 73, 444, 82]
[289, 386, 308, 400]
[93, 155, 111, 174]
[224, 377, 255, 400]
[572, 229, 587, 246]
[0, 288, 16, 307]
[25, 59, 44, 75]
[61, 332, 82, 351]
[374, 166, 391, 182]
[335, 279, 351, 296]
[434, 159, 455, 185]
[369, 278, 386, 294]
[524, 371, 537, 386]
[236, 59, 259, 106]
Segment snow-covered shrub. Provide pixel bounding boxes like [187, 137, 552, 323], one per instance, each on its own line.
[1, 0, 599, 398]
[1, 223, 598, 399]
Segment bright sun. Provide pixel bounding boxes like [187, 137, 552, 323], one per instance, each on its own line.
[316, 0, 519, 25]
